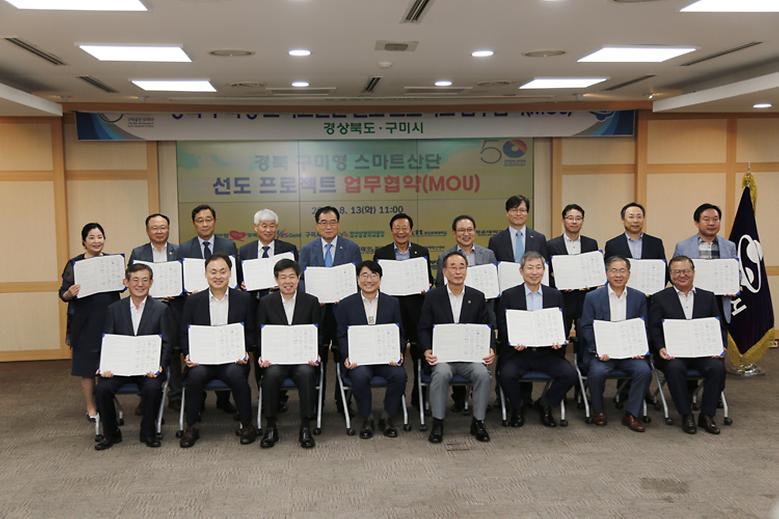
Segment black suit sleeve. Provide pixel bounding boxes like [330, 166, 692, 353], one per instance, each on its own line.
[417, 293, 435, 355]
[104, 304, 116, 334]
[180, 298, 194, 356]
[496, 295, 510, 356]
[158, 305, 172, 368]
[334, 300, 350, 361]
[648, 293, 666, 353]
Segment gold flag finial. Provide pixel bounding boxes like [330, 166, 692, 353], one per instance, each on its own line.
[743, 161, 757, 210]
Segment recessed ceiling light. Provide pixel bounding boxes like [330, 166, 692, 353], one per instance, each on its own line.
[579, 46, 696, 63]
[522, 49, 566, 58]
[289, 49, 312, 57]
[435, 80, 453, 87]
[471, 49, 494, 58]
[209, 49, 255, 57]
[4, 0, 146, 10]
[291, 81, 310, 88]
[79, 45, 191, 62]
[520, 77, 608, 89]
[753, 103, 772, 109]
[131, 80, 216, 92]
[682, 0, 779, 11]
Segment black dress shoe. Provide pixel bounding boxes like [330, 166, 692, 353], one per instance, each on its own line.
[260, 426, 279, 448]
[509, 410, 524, 428]
[216, 400, 237, 415]
[239, 425, 257, 445]
[179, 426, 200, 448]
[698, 414, 720, 435]
[428, 419, 444, 444]
[299, 426, 315, 448]
[140, 435, 161, 448]
[681, 414, 697, 434]
[380, 417, 398, 438]
[470, 418, 490, 442]
[536, 402, 556, 427]
[359, 419, 374, 439]
[95, 430, 122, 451]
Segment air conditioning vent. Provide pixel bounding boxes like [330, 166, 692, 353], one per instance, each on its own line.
[363, 76, 382, 93]
[604, 75, 656, 91]
[78, 76, 118, 93]
[680, 42, 761, 67]
[402, 0, 433, 22]
[266, 87, 335, 96]
[4, 38, 65, 65]
[375, 40, 419, 52]
[476, 80, 513, 87]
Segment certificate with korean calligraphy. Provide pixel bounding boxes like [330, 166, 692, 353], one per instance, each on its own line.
[692, 259, 740, 295]
[261, 324, 319, 365]
[183, 256, 238, 293]
[73, 254, 125, 298]
[99, 334, 161, 376]
[593, 318, 649, 359]
[188, 323, 246, 365]
[347, 323, 401, 365]
[135, 260, 183, 298]
[505, 307, 566, 347]
[432, 324, 491, 363]
[242, 251, 295, 291]
[551, 251, 607, 290]
[663, 317, 725, 358]
[304, 263, 357, 303]
[378, 258, 429, 296]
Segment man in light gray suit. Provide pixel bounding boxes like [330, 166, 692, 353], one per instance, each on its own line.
[673, 203, 737, 323]
[435, 214, 497, 411]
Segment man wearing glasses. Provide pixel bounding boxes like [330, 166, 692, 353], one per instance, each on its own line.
[488, 195, 548, 263]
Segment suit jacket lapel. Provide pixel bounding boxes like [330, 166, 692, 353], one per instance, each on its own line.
[121, 299, 135, 335]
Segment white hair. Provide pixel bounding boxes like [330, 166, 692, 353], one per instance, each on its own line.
[253, 208, 279, 225]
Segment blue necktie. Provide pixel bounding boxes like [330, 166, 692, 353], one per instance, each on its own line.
[514, 231, 524, 262]
[261, 246, 270, 258]
[324, 243, 334, 267]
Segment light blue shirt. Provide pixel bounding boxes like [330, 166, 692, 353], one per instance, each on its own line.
[625, 232, 643, 259]
[394, 244, 411, 261]
[524, 285, 543, 311]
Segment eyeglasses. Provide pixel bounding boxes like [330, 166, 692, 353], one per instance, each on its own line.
[317, 220, 338, 226]
[564, 216, 583, 222]
[670, 269, 693, 275]
[359, 272, 380, 280]
[608, 268, 628, 275]
[455, 228, 475, 234]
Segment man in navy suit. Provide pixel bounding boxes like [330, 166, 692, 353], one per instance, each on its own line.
[419, 251, 495, 444]
[177, 204, 238, 414]
[603, 203, 666, 262]
[128, 213, 182, 410]
[95, 263, 170, 450]
[497, 251, 576, 428]
[649, 256, 726, 435]
[546, 204, 599, 344]
[336, 260, 406, 439]
[488, 194, 548, 263]
[299, 206, 362, 414]
[257, 259, 322, 449]
[373, 213, 433, 410]
[579, 256, 651, 432]
[178, 254, 257, 448]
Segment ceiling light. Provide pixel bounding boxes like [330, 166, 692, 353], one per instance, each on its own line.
[80, 45, 191, 62]
[435, 80, 453, 87]
[753, 103, 772, 109]
[520, 77, 608, 89]
[291, 81, 309, 88]
[522, 49, 566, 58]
[471, 49, 494, 58]
[209, 49, 254, 57]
[579, 46, 696, 63]
[4, 0, 146, 10]
[131, 80, 216, 92]
[289, 49, 312, 57]
[682, 0, 779, 12]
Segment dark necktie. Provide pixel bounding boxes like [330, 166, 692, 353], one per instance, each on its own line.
[261, 246, 270, 258]
[203, 241, 212, 259]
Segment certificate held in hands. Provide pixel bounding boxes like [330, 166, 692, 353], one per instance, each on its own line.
[551, 251, 606, 290]
[304, 263, 357, 303]
[135, 260, 183, 298]
[99, 334, 161, 376]
[188, 322, 246, 365]
[593, 318, 649, 359]
[261, 324, 318, 365]
[242, 251, 295, 291]
[692, 258, 740, 295]
[432, 323, 491, 363]
[183, 256, 238, 293]
[347, 323, 401, 365]
[625, 259, 666, 296]
[377, 258, 429, 296]
[505, 308, 566, 347]
[74, 254, 125, 298]
[662, 317, 725, 358]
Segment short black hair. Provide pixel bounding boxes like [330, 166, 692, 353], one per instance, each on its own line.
[145, 213, 170, 227]
[562, 203, 585, 219]
[451, 214, 476, 231]
[191, 204, 216, 221]
[273, 258, 300, 277]
[620, 202, 645, 219]
[81, 222, 105, 243]
[389, 212, 414, 230]
[605, 255, 631, 271]
[669, 255, 695, 272]
[315, 206, 340, 223]
[505, 195, 530, 213]
[126, 262, 153, 279]
[205, 253, 232, 270]
[357, 260, 383, 277]
[442, 250, 468, 268]
[693, 203, 721, 222]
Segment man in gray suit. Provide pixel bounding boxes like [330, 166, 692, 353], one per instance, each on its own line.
[673, 203, 737, 323]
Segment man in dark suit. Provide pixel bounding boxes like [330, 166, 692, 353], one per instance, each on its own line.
[128, 213, 182, 411]
[603, 202, 666, 262]
[579, 256, 651, 432]
[488, 194, 548, 263]
[177, 204, 238, 414]
[497, 251, 577, 427]
[299, 206, 362, 414]
[178, 254, 257, 448]
[257, 259, 321, 449]
[373, 212, 432, 410]
[95, 263, 170, 450]
[649, 255, 727, 435]
[336, 260, 406, 439]
[419, 251, 495, 444]
[546, 203, 599, 342]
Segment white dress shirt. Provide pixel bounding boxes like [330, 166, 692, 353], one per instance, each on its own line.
[675, 287, 695, 320]
[209, 289, 229, 325]
[607, 285, 627, 322]
[198, 236, 215, 258]
[281, 293, 296, 325]
[258, 240, 275, 258]
[564, 234, 581, 255]
[447, 286, 465, 324]
[130, 296, 147, 335]
[361, 292, 378, 325]
[151, 242, 169, 263]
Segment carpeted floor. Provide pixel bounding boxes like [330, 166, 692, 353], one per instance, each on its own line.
[1, 352, 778, 518]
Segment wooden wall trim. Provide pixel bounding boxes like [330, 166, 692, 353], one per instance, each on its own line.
[51, 118, 69, 362]
[66, 170, 148, 181]
[0, 171, 54, 181]
[635, 111, 648, 204]
[0, 282, 59, 293]
[146, 142, 160, 213]
[724, 118, 737, 236]
[735, 162, 779, 172]
[646, 164, 727, 174]
[551, 138, 562, 237]
[767, 267, 779, 276]
[559, 164, 635, 175]
[0, 349, 69, 362]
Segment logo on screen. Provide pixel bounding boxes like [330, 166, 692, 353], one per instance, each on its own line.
[502, 139, 527, 158]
